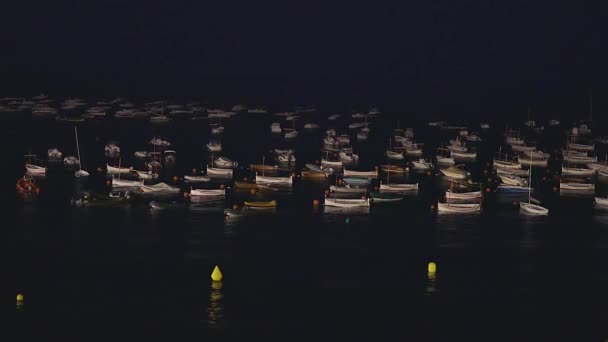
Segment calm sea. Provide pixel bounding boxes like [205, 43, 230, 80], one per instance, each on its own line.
[12, 107, 608, 341]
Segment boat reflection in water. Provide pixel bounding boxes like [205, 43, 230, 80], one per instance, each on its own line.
[425, 262, 438, 296]
[207, 281, 224, 329]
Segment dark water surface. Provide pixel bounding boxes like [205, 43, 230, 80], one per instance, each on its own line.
[12, 109, 608, 341]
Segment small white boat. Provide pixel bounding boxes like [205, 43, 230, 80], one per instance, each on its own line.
[451, 151, 477, 161]
[497, 167, 529, 178]
[337, 135, 350, 145]
[324, 197, 370, 208]
[206, 142, 222, 152]
[379, 182, 418, 193]
[325, 129, 336, 137]
[213, 156, 237, 168]
[594, 197, 608, 209]
[437, 203, 480, 214]
[480, 123, 490, 129]
[506, 137, 525, 145]
[561, 166, 595, 177]
[348, 122, 366, 130]
[149, 138, 171, 147]
[140, 182, 180, 195]
[499, 174, 527, 186]
[519, 202, 549, 216]
[304, 123, 320, 129]
[448, 144, 468, 153]
[586, 162, 608, 173]
[343, 169, 377, 178]
[440, 165, 468, 180]
[328, 114, 341, 120]
[445, 190, 482, 202]
[411, 159, 433, 170]
[190, 189, 225, 197]
[104, 144, 121, 158]
[211, 126, 225, 135]
[385, 151, 404, 161]
[25, 164, 46, 176]
[518, 156, 548, 168]
[436, 156, 455, 166]
[112, 178, 144, 190]
[524, 150, 550, 159]
[494, 159, 522, 170]
[134, 151, 148, 159]
[356, 131, 368, 141]
[511, 144, 537, 152]
[404, 146, 424, 157]
[321, 159, 343, 169]
[47, 148, 63, 160]
[330, 186, 367, 194]
[284, 129, 299, 139]
[184, 175, 211, 183]
[207, 167, 233, 178]
[277, 154, 296, 163]
[563, 155, 597, 164]
[568, 143, 594, 152]
[63, 156, 80, 167]
[559, 182, 595, 192]
[255, 173, 293, 187]
[339, 151, 359, 164]
[133, 169, 157, 180]
[270, 122, 282, 134]
[107, 164, 132, 175]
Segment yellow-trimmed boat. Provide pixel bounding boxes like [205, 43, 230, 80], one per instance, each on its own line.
[244, 200, 277, 208]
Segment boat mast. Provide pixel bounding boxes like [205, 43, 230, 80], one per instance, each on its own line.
[75, 126, 82, 171]
[528, 153, 532, 204]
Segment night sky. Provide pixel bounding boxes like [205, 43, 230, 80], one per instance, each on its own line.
[2, 1, 607, 118]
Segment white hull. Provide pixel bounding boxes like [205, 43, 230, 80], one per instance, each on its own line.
[107, 164, 132, 175]
[446, 190, 482, 202]
[379, 182, 418, 192]
[385, 151, 404, 160]
[518, 157, 548, 168]
[25, 164, 46, 176]
[207, 167, 233, 178]
[519, 202, 549, 216]
[184, 175, 211, 183]
[561, 166, 595, 177]
[255, 174, 293, 186]
[452, 151, 477, 161]
[493, 160, 522, 169]
[343, 169, 377, 178]
[568, 143, 594, 152]
[190, 189, 225, 197]
[324, 198, 370, 208]
[436, 156, 455, 165]
[560, 182, 595, 192]
[437, 203, 480, 214]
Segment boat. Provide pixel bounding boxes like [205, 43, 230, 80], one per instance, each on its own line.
[451, 151, 477, 161]
[385, 151, 404, 161]
[411, 159, 433, 170]
[206, 141, 222, 152]
[255, 173, 293, 187]
[250, 163, 278, 173]
[506, 137, 525, 145]
[328, 114, 341, 120]
[559, 182, 595, 193]
[437, 203, 481, 214]
[104, 144, 120, 159]
[561, 166, 595, 177]
[47, 148, 63, 161]
[496, 185, 532, 193]
[244, 200, 277, 208]
[324, 197, 370, 208]
[277, 154, 296, 163]
[211, 125, 225, 135]
[369, 192, 403, 203]
[139, 182, 180, 195]
[379, 182, 418, 193]
[519, 202, 549, 215]
[330, 185, 367, 195]
[594, 197, 608, 209]
[440, 165, 468, 180]
[498, 173, 527, 186]
[445, 190, 482, 202]
[342, 177, 371, 188]
[190, 189, 226, 197]
[111, 178, 144, 190]
[524, 150, 550, 159]
[563, 154, 597, 164]
[184, 175, 211, 183]
[207, 167, 233, 178]
[447, 144, 467, 153]
[518, 156, 548, 168]
[107, 163, 132, 175]
[305, 163, 327, 173]
[321, 159, 343, 170]
[436, 156, 455, 166]
[493, 159, 522, 170]
[134, 151, 148, 159]
[343, 169, 378, 179]
[73, 127, 89, 179]
[284, 128, 299, 139]
[519, 153, 549, 215]
[381, 164, 408, 173]
[356, 131, 369, 141]
[25, 164, 46, 177]
[63, 156, 80, 168]
[511, 144, 536, 152]
[302, 171, 327, 181]
[304, 123, 320, 129]
[568, 143, 594, 152]
[214, 157, 237, 168]
[149, 138, 171, 147]
[339, 151, 359, 164]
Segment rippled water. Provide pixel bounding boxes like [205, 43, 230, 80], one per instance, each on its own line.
[12, 110, 608, 340]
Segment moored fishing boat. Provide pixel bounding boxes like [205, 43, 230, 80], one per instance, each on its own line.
[214, 156, 237, 168]
[519, 202, 549, 215]
[343, 169, 378, 179]
[190, 189, 226, 197]
[496, 185, 532, 193]
[111, 178, 144, 191]
[270, 122, 282, 134]
[440, 165, 469, 180]
[255, 173, 293, 187]
[379, 182, 418, 193]
[369, 192, 403, 203]
[385, 151, 404, 161]
[567, 143, 594, 152]
[244, 200, 278, 208]
[324, 197, 370, 208]
[594, 197, 608, 209]
[411, 159, 433, 171]
[451, 151, 477, 162]
[518, 156, 548, 168]
[107, 164, 132, 175]
[25, 164, 46, 177]
[207, 167, 233, 178]
[561, 166, 595, 177]
[139, 182, 180, 195]
[559, 182, 595, 193]
[445, 190, 482, 202]
[437, 203, 480, 214]
[184, 175, 211, 183]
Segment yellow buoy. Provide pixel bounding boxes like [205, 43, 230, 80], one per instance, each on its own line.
[16, 293, 24, 302]
[427, 262, 437, 274]
[211, 265, 223, 282]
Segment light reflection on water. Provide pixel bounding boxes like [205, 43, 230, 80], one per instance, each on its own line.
[207, 281, 224, 329]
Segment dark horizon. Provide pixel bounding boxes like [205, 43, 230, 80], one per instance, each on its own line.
[2, 1, 606, 120]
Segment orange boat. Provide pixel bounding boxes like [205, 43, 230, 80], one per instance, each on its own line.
[16, 176, 40, 200]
